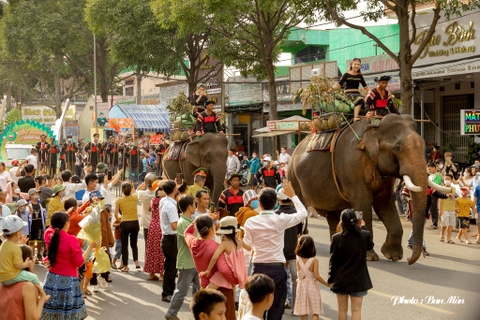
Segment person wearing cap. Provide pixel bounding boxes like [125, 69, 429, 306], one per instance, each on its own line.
[365, 75, 400, 121]
[27, 188, 46, 261]
[96, 162, 108, 174]
[195, 100, 224, 136]
[218, 173, 244, 217]
[187, 168, 207, 198]
[0, 215, 40, 286]
[46, 184, 65, 227]
[243, 180, 308, 320]
[455, 187, 474, 244]
[328, 209, 373, 320]
[137, 173, 157, 245]
[225, 149, 240, 189]
[275, 186, 303, 310]
[256, 156, 281, 189]
[9, 159, 20, 184]
[14, 200, 30, 237]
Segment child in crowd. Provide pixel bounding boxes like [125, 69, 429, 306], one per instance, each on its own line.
[294, 235, 330, 319]
[112, 212, 122, 269]
[242, 274, 276, 320]
[199, 216, 249, 290]
[456, 187, 474, 244]
[439, 174, 458, 244]
[0, 215, 40, 286]
[278, 162, 287, 180]
[191, 289, 227, 320]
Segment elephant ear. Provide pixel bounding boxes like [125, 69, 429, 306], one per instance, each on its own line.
[361, 128, 380, 165]
[185, 142, 201, 168]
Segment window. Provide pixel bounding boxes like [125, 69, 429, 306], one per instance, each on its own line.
[125, 87, 134, 96]
[295, 46, 326, 64]
[125, 80, 134, 86]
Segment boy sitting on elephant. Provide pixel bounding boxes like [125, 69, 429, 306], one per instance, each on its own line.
[195, 100, 224, 135]
[365, 75, 400, 120]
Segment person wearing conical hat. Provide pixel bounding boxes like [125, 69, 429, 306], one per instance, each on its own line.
[46, 185, 65, 227]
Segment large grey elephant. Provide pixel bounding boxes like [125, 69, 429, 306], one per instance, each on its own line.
[163, 133, 228, 206]
[288, 114, 451, 265]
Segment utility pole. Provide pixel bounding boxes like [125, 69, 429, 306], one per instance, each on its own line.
[93, 34, 97, 129]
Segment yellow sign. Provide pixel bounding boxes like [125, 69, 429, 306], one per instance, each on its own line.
[21, 104, 76, 125]
[415, 21, 475, 59]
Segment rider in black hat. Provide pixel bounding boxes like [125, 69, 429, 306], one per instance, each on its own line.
[365, 75, 400, 120]
[195, 100, 224, 135]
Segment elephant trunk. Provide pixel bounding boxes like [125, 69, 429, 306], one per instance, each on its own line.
[210, 162, 227, 207]
[406, 168, 429, 265]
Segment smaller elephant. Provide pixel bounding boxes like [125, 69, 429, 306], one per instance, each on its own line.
[163, 133, 228, 206]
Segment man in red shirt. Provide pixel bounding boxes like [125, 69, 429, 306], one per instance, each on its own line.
[365, 75, 400, 120]
[218, 173, 244, 217]
[256, 157, 281, 189]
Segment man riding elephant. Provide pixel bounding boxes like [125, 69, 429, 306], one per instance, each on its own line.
[195, 100, 224, 136]
[365, 75, 400, 120]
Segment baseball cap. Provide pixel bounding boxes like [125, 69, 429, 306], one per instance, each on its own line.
[89, 190, 105, 201]
[17, 199, 28, 207]
[242, 190, 258, 206]
[264, 156, 272, 162]
[2, 215, 27, 235]
[28, 188, 39, 197]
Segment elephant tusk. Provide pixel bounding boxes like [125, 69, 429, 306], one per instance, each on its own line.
[427, 179, 455, 194]
[403, 175, 423, 193]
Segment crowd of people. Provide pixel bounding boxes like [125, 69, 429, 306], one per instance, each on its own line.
[400, 150, 480, 256]
[0, 131, 374, 320]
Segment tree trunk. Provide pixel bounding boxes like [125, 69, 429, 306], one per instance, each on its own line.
[266, 61, 278, 121]
[5, 83, 11, 111]
[54, 71, 62, 118]
[136, 73, 142, 104]
[397, 9, 413, 115]
[16, 85, 22, 108]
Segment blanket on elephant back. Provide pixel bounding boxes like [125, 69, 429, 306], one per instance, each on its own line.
[306, 132, 335, 152]
[165, 141, 189, 160]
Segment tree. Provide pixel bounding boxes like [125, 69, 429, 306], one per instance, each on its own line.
[150, 0, 223, 99]
[1, 109, 21, 129]
[86, 0, 182, 104]
[197, 0, 319, 121]
[1, 0, 95, 117]
[320, 0, 480, 115]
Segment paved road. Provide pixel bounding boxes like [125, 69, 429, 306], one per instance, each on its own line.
[34, 213, 480, 320]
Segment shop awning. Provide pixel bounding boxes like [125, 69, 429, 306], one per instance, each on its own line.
[110, 104, 170, 132]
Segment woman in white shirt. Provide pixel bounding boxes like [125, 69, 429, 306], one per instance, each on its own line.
[98, 169, 123, 206]
[0, 162, 11, 191]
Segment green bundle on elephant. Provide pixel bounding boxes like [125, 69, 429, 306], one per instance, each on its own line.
[314, 94, 354, 113]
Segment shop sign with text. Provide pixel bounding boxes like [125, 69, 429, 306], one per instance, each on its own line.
[460, 109, 480, 135]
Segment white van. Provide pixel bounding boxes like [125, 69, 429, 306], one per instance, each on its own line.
[1, 143, 35, 169]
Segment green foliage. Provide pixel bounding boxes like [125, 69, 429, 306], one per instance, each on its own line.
[85, 0, 181, 78]
[1, 109, 21, 129]
[465, 136, 480, 164]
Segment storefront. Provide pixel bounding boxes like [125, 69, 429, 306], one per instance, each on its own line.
[410, 10, 480, 162]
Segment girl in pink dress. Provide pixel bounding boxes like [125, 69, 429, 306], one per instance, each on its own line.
[294, 235, 330, 319]
[143, 187, 166, 281]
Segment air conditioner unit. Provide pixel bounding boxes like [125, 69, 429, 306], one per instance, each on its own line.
[311, 68, 320, 77]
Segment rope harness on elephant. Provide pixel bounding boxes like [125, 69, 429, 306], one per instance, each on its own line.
[330, 115, 385, 201]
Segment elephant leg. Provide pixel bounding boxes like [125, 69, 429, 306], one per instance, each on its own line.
[350, 195, 379, 261]
[373, 195, 404, 262]
[325, 210, 341, 240]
